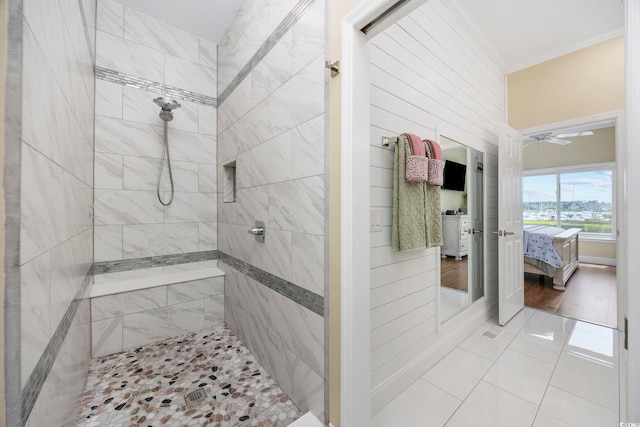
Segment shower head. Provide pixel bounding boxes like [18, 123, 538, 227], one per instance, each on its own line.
[153, 97, 181, 122]
[154, 97, 181, 111]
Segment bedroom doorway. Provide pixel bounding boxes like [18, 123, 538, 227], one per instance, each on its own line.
[519, 113, 622, 328]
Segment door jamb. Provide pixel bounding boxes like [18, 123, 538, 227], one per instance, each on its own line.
[518, 110, 625, 329]
[624, 0, 640, 418]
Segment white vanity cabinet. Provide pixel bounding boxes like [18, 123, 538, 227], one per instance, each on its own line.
[441, 214, 469, 260]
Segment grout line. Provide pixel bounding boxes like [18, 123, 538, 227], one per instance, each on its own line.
[438, 332, 509, 425]
[20, 224, 93, 267]
[21, 138, 93, 188]
[418, 377, 463, 403]
[531, 337, 566, 423]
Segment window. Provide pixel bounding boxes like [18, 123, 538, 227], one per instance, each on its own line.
[523, 163, 615, 239]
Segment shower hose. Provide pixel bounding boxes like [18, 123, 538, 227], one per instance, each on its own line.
[157, 120, 174, 206]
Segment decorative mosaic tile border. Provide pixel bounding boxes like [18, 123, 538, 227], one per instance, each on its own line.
[218, 252, 324, 317]
[93, 250, 219, 275]
[95, 66, 218, 107]
[22, 267, 93, 425]
[217, 0, 318, 104]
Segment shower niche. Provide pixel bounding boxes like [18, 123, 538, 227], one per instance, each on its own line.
[223, 161, 237, 203]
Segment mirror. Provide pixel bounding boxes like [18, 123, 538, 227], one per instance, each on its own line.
[439, 137, 485, 323]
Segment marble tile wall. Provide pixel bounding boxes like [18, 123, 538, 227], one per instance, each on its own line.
[91, 276, 225, 357]
[25, 300, 92, 427]
[217, 0, 325, 296]
[94, 0, 218, 262]
[223, 266, 324, 416]
[217, 0, 326, 419]
[20, 0, 96, 424]
[218, 0, 293, 92]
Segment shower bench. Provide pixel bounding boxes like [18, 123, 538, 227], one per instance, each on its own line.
[88, 261, 225, 358]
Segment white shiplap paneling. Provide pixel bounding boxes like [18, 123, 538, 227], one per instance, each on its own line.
[369, 0, 504, 392]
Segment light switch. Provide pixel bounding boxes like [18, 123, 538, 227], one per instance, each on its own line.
[370, 208, 383, 232]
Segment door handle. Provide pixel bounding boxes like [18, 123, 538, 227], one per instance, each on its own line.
[504, 231, 515, 236]
[493, 230, 503, 236]
[465, 229, 483, 234]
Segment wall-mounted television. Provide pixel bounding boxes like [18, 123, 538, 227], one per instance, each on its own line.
[442, 160, 466, 191]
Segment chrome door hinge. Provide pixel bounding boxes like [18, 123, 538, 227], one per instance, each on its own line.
[624, 316, 628, 350]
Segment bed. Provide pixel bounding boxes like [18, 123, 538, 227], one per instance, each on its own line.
[523, 226, 581, 291]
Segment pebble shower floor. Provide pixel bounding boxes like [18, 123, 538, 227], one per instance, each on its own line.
[77, 322, 301, 426]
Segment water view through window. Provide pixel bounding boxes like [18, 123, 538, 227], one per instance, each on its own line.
[523, 169, 613, 235]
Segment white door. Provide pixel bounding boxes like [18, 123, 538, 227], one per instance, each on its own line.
[498, 123, 524, 325]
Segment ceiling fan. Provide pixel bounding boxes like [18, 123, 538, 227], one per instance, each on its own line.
[523, 131, 593, 147]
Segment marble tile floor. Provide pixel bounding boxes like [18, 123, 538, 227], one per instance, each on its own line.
[374, 308, 622, 427]
[77, 321, 301, 426]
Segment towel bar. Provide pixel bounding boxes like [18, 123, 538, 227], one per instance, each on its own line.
[381, 136, 400, 147]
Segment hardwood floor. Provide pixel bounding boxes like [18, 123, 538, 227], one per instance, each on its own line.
[524, 263, 617, 328]
[441, 257, 468, 292]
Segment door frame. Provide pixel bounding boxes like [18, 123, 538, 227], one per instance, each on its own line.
[518, 110, 625, 328]
[340, 1, 428, 425]
[341, 2, 640, 425]
[624, 0, 640, 418]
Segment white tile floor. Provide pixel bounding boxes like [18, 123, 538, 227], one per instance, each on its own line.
[441, 287, 470, 322]
[373, 308, 621, 427]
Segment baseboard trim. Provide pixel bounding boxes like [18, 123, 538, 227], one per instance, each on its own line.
[579, 256, 617, 266]
[371, 297, 498, 413]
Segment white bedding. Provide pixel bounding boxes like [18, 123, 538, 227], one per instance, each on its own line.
[523, 225, 564, 268]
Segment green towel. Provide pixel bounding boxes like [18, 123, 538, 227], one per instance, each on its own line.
[392, 135, 443, 252]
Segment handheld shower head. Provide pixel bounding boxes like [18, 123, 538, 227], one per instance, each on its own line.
[154, 97, 181, 111]
[153, 97, 181, 121]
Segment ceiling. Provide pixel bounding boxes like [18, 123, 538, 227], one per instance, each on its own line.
[457, 0, 624, 73]
[114, 0, 624, 68]
[112, 0, 247, 42]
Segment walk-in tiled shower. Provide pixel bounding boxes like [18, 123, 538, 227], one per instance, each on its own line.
[12, 0, 327, 425]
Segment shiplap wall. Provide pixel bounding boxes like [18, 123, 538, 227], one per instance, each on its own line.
[369, 0, 504, 392]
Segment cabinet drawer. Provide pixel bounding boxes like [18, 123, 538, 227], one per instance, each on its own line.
[459, 228, 469, 239]
[460, 217, 470, 227]
[460, 240, 469, 252]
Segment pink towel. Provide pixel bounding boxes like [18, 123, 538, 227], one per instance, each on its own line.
[405, 133, 426, 157]
[425, 139, 442, 160]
